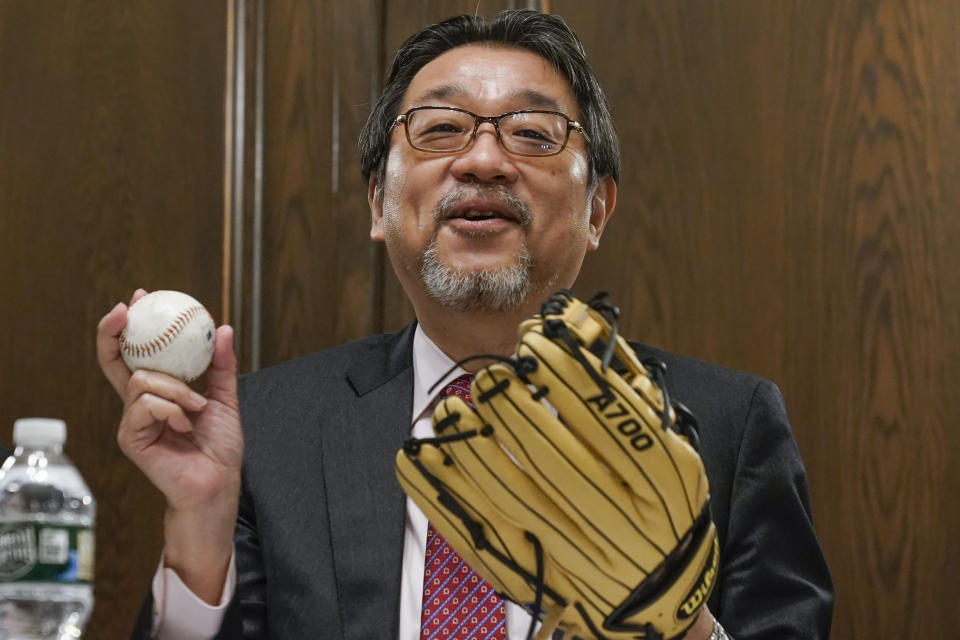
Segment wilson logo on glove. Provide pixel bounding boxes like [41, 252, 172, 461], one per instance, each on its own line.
[678, 537, 719, 620]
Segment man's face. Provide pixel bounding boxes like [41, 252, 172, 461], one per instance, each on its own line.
[370, 44, 615, 313]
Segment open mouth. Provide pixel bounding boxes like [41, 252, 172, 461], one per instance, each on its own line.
[434, 188, 531, 228]
[454, 209, 513, 222]
[440, 208, 519, 236]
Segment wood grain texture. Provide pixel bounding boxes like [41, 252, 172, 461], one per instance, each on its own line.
[554, 1, 959, 638]
[258, 0, 382, 366]
[0, 1, 226, 636]
[806, 2, 958, 636]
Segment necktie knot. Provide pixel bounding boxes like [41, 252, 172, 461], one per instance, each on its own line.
[439, 374, 474, 408]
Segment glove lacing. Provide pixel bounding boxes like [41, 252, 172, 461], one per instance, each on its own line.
[403, 291, 705, 640]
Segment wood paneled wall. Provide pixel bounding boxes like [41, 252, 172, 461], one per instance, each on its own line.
[1, 1, 956, 638]
[0, 1, 226, 636]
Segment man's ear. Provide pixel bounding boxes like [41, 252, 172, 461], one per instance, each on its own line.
[587, 176, 616, 251]
[369, 174, 384, 242]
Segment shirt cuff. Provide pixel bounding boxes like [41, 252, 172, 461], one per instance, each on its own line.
[151, 547, 236, 640]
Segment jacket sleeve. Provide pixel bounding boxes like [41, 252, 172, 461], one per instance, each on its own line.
[214, 480, 267, 639]
[716, 379, 834, 639]
[128, 480, 266, 639]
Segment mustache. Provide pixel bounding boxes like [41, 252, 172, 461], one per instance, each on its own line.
[432, 185, 532, 226]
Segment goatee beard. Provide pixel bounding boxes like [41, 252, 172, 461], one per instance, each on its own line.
[420, 240, 535, 313]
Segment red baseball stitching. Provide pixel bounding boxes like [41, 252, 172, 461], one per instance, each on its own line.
[119, 305, 210, 359]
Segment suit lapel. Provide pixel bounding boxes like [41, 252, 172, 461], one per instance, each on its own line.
[321, 323, 416, 639]
[319, 324, 588, 639]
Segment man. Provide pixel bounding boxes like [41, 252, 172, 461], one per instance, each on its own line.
[97, 10, 832, 640]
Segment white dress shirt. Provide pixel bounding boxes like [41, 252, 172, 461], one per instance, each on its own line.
[151, 325, 538, 639]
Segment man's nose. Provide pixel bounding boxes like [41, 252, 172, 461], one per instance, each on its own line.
[449, 123, 519, 184]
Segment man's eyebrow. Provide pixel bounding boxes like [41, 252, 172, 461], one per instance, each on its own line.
[511, 89, 564, 112]
[411, 84, 467, 104]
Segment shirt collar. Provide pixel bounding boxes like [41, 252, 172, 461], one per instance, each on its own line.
[411, 324, 469, 424]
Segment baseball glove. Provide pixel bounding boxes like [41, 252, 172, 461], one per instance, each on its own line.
[395, 291, 718, 640]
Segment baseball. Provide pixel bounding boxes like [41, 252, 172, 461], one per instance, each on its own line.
[119, 290, 216, 382]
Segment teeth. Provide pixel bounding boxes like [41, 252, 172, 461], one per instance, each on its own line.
[462, 210, 500, 219]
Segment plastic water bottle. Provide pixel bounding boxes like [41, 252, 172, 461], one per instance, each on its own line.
[0, 419, 95, 639]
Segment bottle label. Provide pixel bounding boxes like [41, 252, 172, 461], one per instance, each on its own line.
[0, 523, 94, 583]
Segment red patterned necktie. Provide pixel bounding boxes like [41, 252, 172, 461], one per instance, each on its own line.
[420, 374, 508, 640]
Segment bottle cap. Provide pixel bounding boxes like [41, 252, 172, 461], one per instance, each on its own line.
[13, 418, 67, 447]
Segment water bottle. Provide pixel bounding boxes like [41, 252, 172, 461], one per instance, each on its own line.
[0, 419, 95, 639]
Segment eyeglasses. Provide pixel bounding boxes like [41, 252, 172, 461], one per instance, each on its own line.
[391, 106, 589, 157]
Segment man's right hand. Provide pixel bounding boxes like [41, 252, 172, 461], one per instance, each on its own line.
[97, 289, 243, 604]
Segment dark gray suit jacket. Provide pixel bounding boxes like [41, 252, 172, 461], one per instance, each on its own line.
[133, 323, 833, 639]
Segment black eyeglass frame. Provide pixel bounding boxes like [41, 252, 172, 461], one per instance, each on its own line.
[391, 106, 590, 157]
